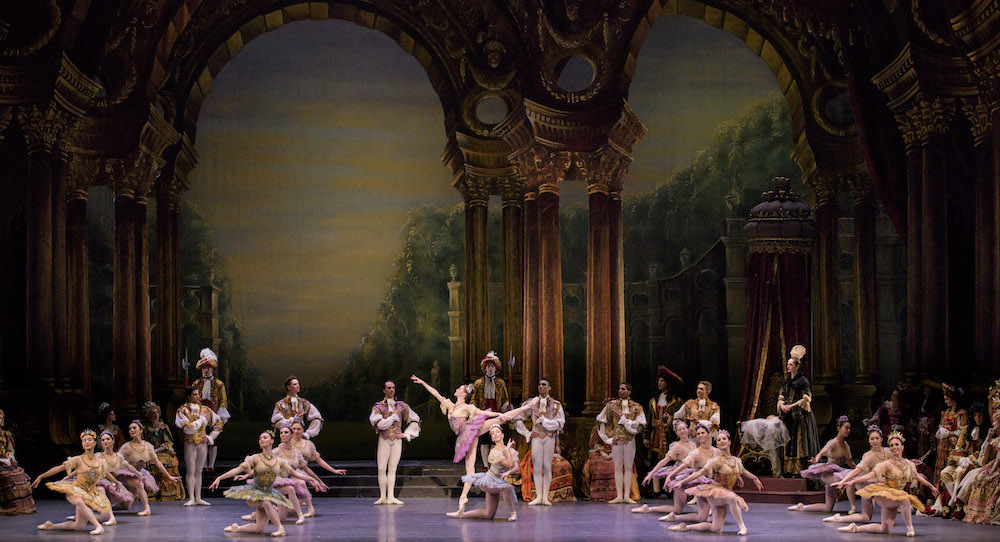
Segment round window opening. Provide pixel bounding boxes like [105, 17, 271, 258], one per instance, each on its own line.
[474, 96, 509, 126]
[823, 93, 854, 128]
[556, 55, 595, 93]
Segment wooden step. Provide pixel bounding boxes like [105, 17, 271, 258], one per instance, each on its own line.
[736, 476, 825, 504]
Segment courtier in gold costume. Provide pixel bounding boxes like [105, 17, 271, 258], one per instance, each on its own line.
[667, 430, 763, 535]
[272, 376, 323, 439]
[141, 401, 185, 501]
[0, 409, 35, 515]
[209, 430, 316, 537]
[191, 348, 231, 472]
[369, 380, 421, 505]
[778, 345, 819, 475]
[931, 383, 967, 485]
[833, 431, 938, 536]
[674, 381, 720, 434]
[469, 352, 511, 468]
[596, 383, 647, 504]
[175, 385, 224, 506]
[646, 366, 683, 494]
[31, 429, 125, 535]
[513, 376, 566, 506]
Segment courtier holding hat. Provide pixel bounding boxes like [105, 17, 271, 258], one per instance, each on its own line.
[469, 352, 512, 468]
[646, 366, 683, 493]
[191, 348, 230, 472]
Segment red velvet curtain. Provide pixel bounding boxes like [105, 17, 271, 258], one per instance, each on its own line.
[738, 251, 811, 422]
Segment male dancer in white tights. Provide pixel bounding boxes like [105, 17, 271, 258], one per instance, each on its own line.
[514, 377, 565, 506]
[369, 380, 420, 505]
[596, 382, 646, 504]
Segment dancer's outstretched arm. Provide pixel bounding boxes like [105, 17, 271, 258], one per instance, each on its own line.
[410, 375, 446, 404]
[834, 471, 874, 489]
[208, 463, 247, 490]
[30, 464, 67, 489]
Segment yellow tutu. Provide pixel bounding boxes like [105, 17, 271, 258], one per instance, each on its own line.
[856, 483, 922, 510]
[45, 480, 111, 514]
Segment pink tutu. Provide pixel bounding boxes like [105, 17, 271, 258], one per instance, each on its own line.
[689, 483, 748, 508]
[669, 473, 714, 492]
[97, 478, 135, 507]
[800, 462, 847, 483]
[452, 411, 489, 463]
[270, 477, 310, 501]
[652, 465, 686, 480]
[117, 468, 158, 493]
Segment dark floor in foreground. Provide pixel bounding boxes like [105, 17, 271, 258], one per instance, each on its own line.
[5, 498, 998, 541]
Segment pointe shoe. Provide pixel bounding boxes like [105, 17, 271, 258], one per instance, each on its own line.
[445, 510, 464, 519]
[658, 512, 677, 522]
[387, 497, 404, 505]
[686, 496, 697, 505]
[848, 506, 857, 515]
[508, 512, 517, 522]
[738, 524, 748, 536]
[837, 523, 859, 533]
[787, 503, 804, 511]
[625, 498, 637, 504]
[304, 504, 316, 518]
[138, 508, 151, 516]
[906, 529, 915, 537]
[272, 527, 286, 537]
[224, 523, 240, 532]
[541, 499, 552, 506]
[241, 513, 255, 521]
[295, 517, 306, 525]
[183, 500, 196, 507]
[37, 521, 55, 531]
[528, 497, 543, 506]
[608, 497, 625, 504]
[90, 526, 105, 535]
[822, 513, 842, 522]
[103, 516, 117, 526]
[631, 504, 651, 513]
[195, 499, 210, 506]
[373, 498, 387, 505]
[66, 515, 76, 521]
[668, 523, 688, 532]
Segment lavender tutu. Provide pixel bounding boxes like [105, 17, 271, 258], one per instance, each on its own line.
[269, 477, 310, 501]
[96, 478, 135, 507]
[800, 462, 848, 482]
[669, 474, 714, 492]
[118, 468, 159, 493]
[652, 465, 689, 480]
[451, 411, 490, 463]
[460, 473, 517, 501]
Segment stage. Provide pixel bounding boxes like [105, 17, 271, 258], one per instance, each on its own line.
[6, 498, 998, 541]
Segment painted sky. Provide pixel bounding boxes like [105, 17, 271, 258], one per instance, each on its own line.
[187, 16, 779, 385]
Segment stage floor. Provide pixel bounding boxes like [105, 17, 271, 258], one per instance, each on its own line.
[7, 498, 998, 541]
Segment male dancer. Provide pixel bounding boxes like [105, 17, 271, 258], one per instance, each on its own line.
[645, 366, 683, 493]
[596, 383, 646, 504]
[513, 377, 565, 506]
[191, 348, 230, 473]
[674, 380, 720, 433]
[272, 375, 323, 438]
[369, 380, 421, 505]
[469, 352, 511, 467]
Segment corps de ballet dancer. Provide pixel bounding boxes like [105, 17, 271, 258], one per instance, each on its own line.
[633, 419, 695, 515]
[119, 420, 181, 516]
[251, 425, 328, 524]
[448, 425, 520, 521]
[822, 425, 889, 524]
[31, 429, 125, 535]
[666, 429, 763, 535]
[658, 422, 719, 522]
[285, 420, 345, 516]
[832, 431, 938, 537]
[209, 430, 317, 537]
[409, 373, 537, 516]
[788, 415, 856, 513]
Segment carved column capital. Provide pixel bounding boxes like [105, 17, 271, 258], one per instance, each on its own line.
[456, 171, 491, 207]
[845, 172, 874, 205]
[497, 173, 525, 207]
[962, 96, 993, 147]
[949, 0, 1000, 111]
[17, 103, 75, 155]
[805, 170, 842, 208]
[594, 145, 632, 193]
[64, 154, 102, 194]
[892, 92, 957, 151]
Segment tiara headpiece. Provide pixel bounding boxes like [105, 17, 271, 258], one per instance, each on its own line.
[887, 430, 905, 444]
[80, 428, 97, 440]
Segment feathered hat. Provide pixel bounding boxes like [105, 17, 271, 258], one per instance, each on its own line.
[196, 348, 218, 369]
[481, 351, 501, 372]
[656, 365, 683, 385]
